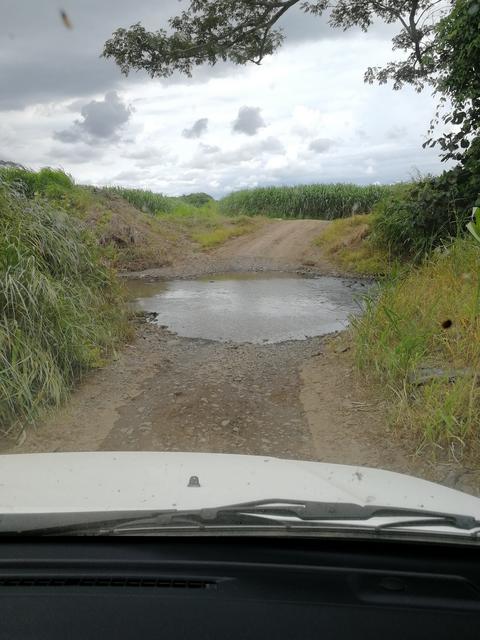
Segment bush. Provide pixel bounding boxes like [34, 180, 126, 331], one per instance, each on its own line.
[372, 140, 480, 258]
[180, 192, 214, 207]
[0, 180, 126, 436]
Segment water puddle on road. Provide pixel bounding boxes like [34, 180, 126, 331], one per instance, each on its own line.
[125, 272, 369, 344]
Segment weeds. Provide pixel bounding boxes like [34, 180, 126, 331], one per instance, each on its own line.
[352, 238, 480, 457]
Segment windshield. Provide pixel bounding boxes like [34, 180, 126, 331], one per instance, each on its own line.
[1, 0, 479, 540]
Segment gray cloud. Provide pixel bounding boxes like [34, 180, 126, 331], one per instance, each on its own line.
[199, 143, 221, 154]
[260, 137, 285, 154]
[49, 143, 104, 165]
[309, 138, 334, 153]
[188, 136, 285, 169]
[182, 117, 209, 139]
[232, 106, 266, 136]
[54, 91, 132, 144]
[124, 145, 177, 168]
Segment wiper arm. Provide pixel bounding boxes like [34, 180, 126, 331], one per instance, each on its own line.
[2, 499, 479, 535]
[108, 499, 480, 535]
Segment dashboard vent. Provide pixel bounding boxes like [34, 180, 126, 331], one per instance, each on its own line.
[0, 576, 215, 589]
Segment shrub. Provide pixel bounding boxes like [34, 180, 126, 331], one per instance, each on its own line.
[372, 140, 480, 258]
[180, 192, 214, 207]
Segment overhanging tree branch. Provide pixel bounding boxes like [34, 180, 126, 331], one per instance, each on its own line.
[102, 0, 451, 91]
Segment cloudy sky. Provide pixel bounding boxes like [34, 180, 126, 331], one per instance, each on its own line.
[1, 0, 448, 197]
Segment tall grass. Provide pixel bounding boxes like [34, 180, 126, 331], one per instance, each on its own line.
[0, 166, 74, 198]
[219, 183, 393, 219]
[352, 238, 480, 457]
[0, 181, 126, 437]
[105, 187, 215, 216]
[0, 166, 94, 217]
[105, 187, 174, 215]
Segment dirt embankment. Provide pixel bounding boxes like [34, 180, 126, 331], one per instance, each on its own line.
[3, 219, 478, 494]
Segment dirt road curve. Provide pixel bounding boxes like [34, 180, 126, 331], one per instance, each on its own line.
[215, 219, 330, 262]
[127, 219, 337, 280]
[2, 220, 477, 494]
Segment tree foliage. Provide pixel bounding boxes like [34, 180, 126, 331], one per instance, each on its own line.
[426, 0, 480, 160]
[103, 0, 451, 91]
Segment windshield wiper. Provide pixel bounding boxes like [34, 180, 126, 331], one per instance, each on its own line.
[2, 499, 479, 536]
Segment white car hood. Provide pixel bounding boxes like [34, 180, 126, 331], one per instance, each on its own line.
[0, 451, 479, 520]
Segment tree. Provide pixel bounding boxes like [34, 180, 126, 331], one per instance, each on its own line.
[426, 0, 480, 160]
[102, 0, 452, 92]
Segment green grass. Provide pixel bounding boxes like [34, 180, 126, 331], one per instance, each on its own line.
[154, 202, 263, 248]
[219, 183, 394, 219]
[103, 187, 214, 216]
[0, 166, 96, 218]
[192, 216, 259, 248]
[0, 179, 128, 437]
[352, 238, 480, 458]
[314, 214, 393, 275]
[104, 186, 174, 215]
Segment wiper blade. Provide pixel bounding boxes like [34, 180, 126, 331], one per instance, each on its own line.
[108, 499, 480, 535]
[3, 499, 479, 535]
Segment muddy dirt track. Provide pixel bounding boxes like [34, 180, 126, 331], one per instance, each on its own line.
[3, 220, 478, 494]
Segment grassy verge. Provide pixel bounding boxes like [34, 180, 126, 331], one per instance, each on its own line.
[153, 202, 264, 249]
[314, 214, 393, 276]
[352, 238, 480, 460]
[0, 180, 128, 438]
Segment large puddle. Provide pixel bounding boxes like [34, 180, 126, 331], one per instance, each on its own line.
[125, 272, 368, 344]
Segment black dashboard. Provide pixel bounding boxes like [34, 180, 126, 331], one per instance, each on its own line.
[0, 536, 479, 639]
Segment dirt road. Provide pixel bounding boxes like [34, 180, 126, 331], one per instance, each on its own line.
[2, 220, 477, 493]
[126, 219, 337, 280]
[214, 219, 331, 264]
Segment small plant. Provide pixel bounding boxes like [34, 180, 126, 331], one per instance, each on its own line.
[467, 206, 480, 244]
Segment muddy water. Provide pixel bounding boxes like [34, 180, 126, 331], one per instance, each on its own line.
[125, 273, 369, 344]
